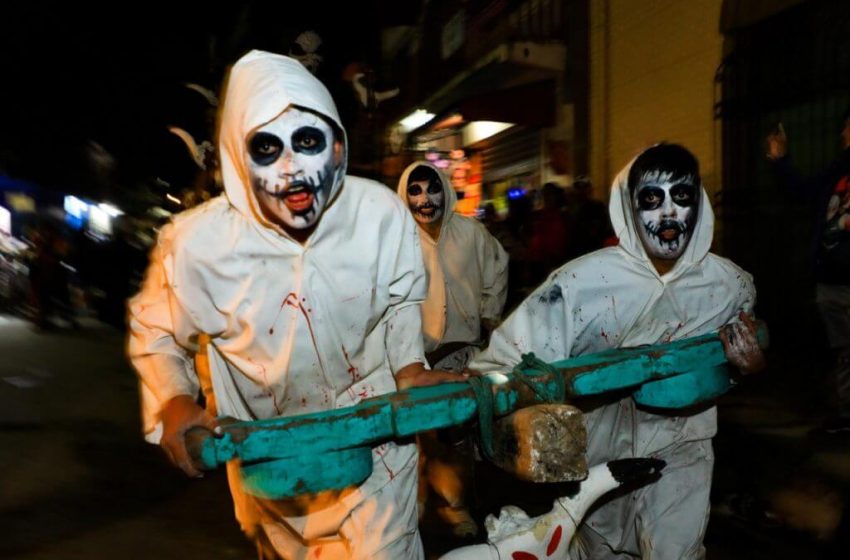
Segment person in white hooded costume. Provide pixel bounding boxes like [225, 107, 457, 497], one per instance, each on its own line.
[397, 162, 508, 536]
[469, 144, 765, 559]
[128, 50, 465, 560]
[397, 161, 509, 371]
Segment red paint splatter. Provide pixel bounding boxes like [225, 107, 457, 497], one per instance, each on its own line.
[512, 552, 538, 560]
[301, 397, 307, 407]
[374, 446, 395, 479]
[600, 329, 610, 343]
[313, 546, 322, 558]
[342, 345, 361, 381]
[247, 357, 282, 415]
[664, 322, 685, 343]
[269, 292, 297, 334]
[547, 525, 563, 556]
[269, 293, 326, 372]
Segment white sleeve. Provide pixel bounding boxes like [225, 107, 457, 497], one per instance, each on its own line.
[127, 225, 200, 442]
[723, 262, 757, 323]
[384, 209, 428, 373]
[739, 270, 757, 315]
[479, 229, 509, 323]
[470, 272, 575, 375]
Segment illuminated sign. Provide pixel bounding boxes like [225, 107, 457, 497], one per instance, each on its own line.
[0, 205, 10, 236]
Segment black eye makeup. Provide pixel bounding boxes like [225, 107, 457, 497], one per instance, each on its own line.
[248, 132, 283, 166]
[669, 183, 698, 207]
[636, 186, 665, 211]
[426, 182, 441, 194]
[292, 126, 327, 154]
[408, 185, 423, 196]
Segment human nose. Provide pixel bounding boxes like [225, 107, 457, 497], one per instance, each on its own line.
[278, 148, 299, 177]
[660, 195, 677, 218]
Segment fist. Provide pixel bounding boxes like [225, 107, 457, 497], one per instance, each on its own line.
[719, 312, 766, 375]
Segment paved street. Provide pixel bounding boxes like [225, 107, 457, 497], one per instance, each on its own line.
[0, 315, 253, 559]
[1, 314, 849, 559]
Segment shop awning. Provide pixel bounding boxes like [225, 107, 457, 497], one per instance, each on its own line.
[421, 61, 558, 130]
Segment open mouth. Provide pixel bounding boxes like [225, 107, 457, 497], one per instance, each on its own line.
[268, 184, 316, 213]
[658, 227, 680, 241]
[414, 202, 440, 217]
[651, 220, 684, 242]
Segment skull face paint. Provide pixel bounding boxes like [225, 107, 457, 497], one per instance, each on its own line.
[632, 170, 699, 259]
[247, 107, 337, 230]
[406, 178, 444, 225]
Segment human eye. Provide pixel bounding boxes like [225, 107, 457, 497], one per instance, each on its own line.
[637, 186, 665, 210]
[670, 183, 697, 206]
[248, 132, 283, 165]
[292, 127, 327, 154]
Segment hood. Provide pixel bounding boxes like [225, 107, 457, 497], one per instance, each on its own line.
[608, 149, 714, 278]
[217, 50, 348, 231]
[397, 161, 458, 231]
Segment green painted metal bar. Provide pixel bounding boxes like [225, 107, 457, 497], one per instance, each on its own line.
[186, 323, 768, 498]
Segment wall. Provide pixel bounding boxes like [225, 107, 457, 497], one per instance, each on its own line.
[589, 0, 724, 198]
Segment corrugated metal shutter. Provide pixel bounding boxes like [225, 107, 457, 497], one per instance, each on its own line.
[480, 126, 542, 182]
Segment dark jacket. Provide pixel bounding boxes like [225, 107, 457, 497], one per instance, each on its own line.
[773, 149, 850, 284]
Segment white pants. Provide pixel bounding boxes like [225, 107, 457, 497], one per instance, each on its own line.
[571, 398, 715, 560]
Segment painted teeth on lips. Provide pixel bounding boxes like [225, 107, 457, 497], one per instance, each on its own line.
[269, 184, 308, 198]
[659, 228, 679, 241]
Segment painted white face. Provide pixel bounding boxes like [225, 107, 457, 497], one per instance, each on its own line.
[632, 170, 699, 260]
[406, 178, 444, 225]
[247, 107, 337, 230]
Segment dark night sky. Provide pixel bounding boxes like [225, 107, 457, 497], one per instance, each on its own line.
[0, 2, 390, 199]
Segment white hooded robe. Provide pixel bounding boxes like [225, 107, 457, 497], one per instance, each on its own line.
[128, 51, 425, 559]
[469, 153, 756, 559]
[396, 162, 508, 369]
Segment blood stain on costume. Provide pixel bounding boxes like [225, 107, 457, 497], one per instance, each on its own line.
[375, 445, 395, 479]
[247, 357, 282, 414]
[342, 345, 361, 381]
[271, 293, 326, 372]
